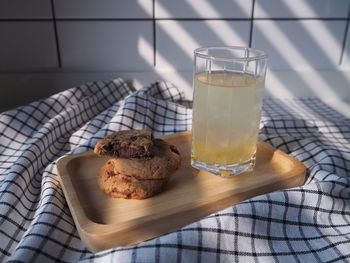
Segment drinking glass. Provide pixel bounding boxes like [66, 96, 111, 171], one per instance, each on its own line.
[191, 46, 268, 177]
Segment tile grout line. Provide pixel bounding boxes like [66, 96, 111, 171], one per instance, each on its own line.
[153, 0, 156, 67]
[50, 0, 62, 68]
[249, 0, 256, 48]
[339, 3, 350, 65]
[0, 18, 348, 22]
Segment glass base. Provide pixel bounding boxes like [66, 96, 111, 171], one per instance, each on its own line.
[191, 157, 255, 178]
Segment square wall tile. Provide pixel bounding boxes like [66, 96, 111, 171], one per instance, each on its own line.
[0, 22, 58, 71]
[156, 20, 251, 70]
[255, 0, 350, 18]
[0, 0, 52, 19]
[155, 0, 252, 18]
[252, 20, 346, 70]
[57, 21, 154, 71]
[54, 0, 152, 19]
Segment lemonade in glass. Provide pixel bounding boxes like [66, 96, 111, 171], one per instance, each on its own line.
[191, 46, 268, 177]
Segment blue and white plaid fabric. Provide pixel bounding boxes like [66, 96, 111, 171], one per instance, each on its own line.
[0, 79, 349, 262]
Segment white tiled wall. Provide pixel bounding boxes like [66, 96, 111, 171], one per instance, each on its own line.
[57, 21, 153, 71]
[0, 22, 58, 71]
[1, 0, 350, 72]
[0, 0, 52, 19]
[156, 20, 251, 70]
[252, 20, 347, 70]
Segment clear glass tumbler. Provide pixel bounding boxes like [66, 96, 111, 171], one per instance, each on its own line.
[191, 46, 268, 178]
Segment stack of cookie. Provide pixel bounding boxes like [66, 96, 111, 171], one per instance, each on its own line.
[94, 130, 181, 199]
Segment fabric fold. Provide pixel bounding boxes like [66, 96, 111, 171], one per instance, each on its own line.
[0, 79, 349, 262]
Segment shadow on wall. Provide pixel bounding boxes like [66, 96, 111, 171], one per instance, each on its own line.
[136, 0, 350, 103]
[137, 0, 250, 92]
[2, 1, 350, 112]
[254, 1, 350, 101]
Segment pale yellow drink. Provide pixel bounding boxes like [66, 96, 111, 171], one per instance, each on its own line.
[191, 72, 264, 173]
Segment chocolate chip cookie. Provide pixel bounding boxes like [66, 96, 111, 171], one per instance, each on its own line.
[94, 130, 154, 158]
[98, 160, 169, 199]
[108, 139, 181, 180]
[96, 130, 181, 200]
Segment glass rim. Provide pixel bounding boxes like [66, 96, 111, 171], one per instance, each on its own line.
[194, 46, 268, 61]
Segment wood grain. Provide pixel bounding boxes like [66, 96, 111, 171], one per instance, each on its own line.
[57, 131, 306, 252]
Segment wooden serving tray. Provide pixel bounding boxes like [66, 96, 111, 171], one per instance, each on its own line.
[57, 131, 306, 252]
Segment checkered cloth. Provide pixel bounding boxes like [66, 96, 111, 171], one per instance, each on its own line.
[0, 79, 349, 262]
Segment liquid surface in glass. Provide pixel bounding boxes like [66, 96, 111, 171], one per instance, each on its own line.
[191, 72, 264, 165]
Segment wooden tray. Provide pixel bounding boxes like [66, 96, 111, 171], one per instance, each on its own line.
[57, 131, 306, 252]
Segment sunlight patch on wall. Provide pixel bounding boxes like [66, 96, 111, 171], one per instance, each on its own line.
[280, 0, 318, 17]
[255, 20, 313, 70]
[156, 2, 200, 59]
[186, 0, 246, 45]
[138, 35, 153, 66]
[138, 36, 192, 97]
[265, 71, 294, 98]
[137, 0, 153, 16]
[283, 1, 343, 66]
[297, 69, 341, 100]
